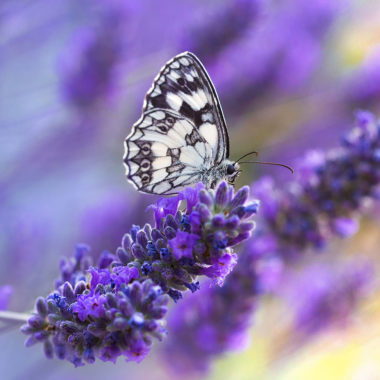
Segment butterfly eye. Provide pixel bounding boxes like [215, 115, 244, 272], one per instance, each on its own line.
[226, 164, 235, 175]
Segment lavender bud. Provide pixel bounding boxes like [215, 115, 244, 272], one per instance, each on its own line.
[122, 233, 133, 250]
[212, 214, 225, 228]
[197, 203, 212, 221]
[28, 315, 45, 330]
[20, 324, 34, 334]
[155, 239, 166, 251]
[164, 226, 177, 240]
[47, 313, 61, 325]
[36, 297, 48, 317]
[74, 281, 86, 295]
[215, 181, 228, 207]
[62, 282, 75, 302]
[151, 229, 163, 242]
[244, 201, 260, 217]
[239, 222, 256, 232]
[143, 223, 152, 240]
[106, 293, 117, 308]
[43, 340, 54, 359]
[117, 247, 131, 265]
[229, 186, 249, 209]
[132, 243, 146, 260]
[199, 189, 213, 206]
[25, 335, 38, 347]
[136, 230, 148, 248]
[225, 215, 240, 229]
[130, 225, 140, 242]
[113, 317, 129, 330]
[60, 321, 81, 334]
[165, 214, 178, 230]
[130, 282, 143, 306]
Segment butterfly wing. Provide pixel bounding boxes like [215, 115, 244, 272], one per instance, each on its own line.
[124, 51, 229, 194]
[124, 109, 213, 194]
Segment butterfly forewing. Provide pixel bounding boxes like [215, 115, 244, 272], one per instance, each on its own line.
[124, 52, 230, 195]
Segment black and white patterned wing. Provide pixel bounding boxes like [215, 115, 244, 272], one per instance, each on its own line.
[124, 109, 213, 194]
[124, 52, 229, 195]
[143, 51, 229, 163]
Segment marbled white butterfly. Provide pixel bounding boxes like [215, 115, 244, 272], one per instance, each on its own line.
[123, 51, 240, 195]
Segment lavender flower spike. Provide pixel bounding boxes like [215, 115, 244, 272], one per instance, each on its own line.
[21, 246, 168, 366]
[120, 181, 258, 297]
[22, 182, 257, 365]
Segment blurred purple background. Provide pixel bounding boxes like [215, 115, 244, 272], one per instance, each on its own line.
[1, 0, 380, 379]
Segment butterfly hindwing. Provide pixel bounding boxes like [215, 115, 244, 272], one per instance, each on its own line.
[124, 109, 214, 194]
[143, 52, 229, 163]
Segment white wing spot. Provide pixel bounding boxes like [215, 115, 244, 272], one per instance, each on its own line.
[179, 146, 204, 167]
[151, 168, 168, 184]
[126, 141, 139, 159]
[180, 58, 190, 66]
[153, 182, 171, 194]
[166, 92, 183, 111]
[171, 61, 180, 69]
[152, 156, 172, 170]
[151, 110, 166, 120]
[199, 123, 218, 150]
[129, 162, 139, 175]
[151, 142, 169, 156]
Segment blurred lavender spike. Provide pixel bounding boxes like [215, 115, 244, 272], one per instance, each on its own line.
[253, 110, 380, 259]
[286, 259, 374, 337]
[59, 1, 130, 109]
[179, 0, 261, 64]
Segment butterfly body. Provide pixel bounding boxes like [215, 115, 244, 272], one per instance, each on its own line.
[124, 52, 238, 195]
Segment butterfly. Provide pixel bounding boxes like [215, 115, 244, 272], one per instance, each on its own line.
[123, 51, 240, 195]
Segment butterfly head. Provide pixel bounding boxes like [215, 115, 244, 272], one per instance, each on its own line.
[224, 160, 241, 185]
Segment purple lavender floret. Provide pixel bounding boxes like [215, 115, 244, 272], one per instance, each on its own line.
[252, 111, 380, 258]
[22, 182, 257, 365]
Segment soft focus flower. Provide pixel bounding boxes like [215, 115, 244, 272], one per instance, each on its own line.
[206, 0, 344, 114]
[252, 111, 380, 258]
[179, 0, 261, 63]
[286, 260, 374, 335]
[59, 1, 130, 108]
[0, 286, 13, 310]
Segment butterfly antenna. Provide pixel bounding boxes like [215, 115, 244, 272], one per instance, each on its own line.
[235, 151, 259, 163]
[239, 161, 294, 174]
